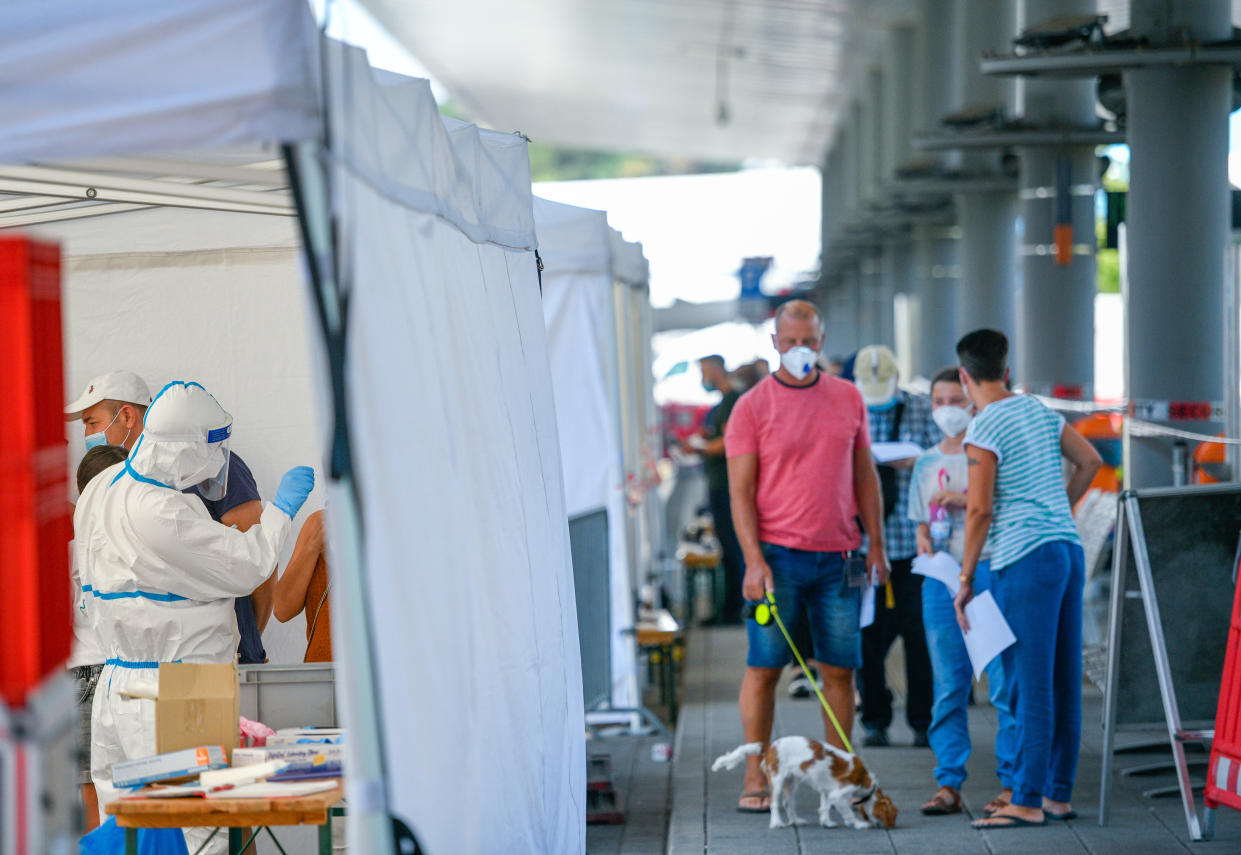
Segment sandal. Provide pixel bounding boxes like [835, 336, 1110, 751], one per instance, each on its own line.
[982, 795, 1011, 817]
[737, 789, 771, 813]
[971, 813, 1048, 829]
[920, 786, 962, 815]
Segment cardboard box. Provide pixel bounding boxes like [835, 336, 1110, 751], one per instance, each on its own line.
[232, 744, 345, 775]
[112, 745, 227, 788]
[155, 663, 240, 762]
[265, 728, 344, 747]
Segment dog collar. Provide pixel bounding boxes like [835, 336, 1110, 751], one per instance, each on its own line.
[852, 781, 878, 805]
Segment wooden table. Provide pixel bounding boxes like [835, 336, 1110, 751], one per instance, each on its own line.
[634, 609, 684, 722]
[106, 782, 344, 855]
[679, 546, 723, 625]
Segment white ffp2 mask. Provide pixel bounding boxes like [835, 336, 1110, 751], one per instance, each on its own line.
[932, 405, 972, 438]
[779, 346, 817, 380]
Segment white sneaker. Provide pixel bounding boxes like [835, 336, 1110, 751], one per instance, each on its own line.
[788, 670, 821, 699]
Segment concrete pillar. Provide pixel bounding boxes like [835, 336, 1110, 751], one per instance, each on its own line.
[842, 116, 861, 216]
[957, 192, 1018, 333]
[826, 270, 861, 358]
[874, 247, 896, 349]
[1124, 0, 1232, 487]
[856, 97, 876, 210]
[915, 225, 962, 372]
[911, 0, 962, 377]
[953, 0, 1018, 339]
[886, 26, 917, 174]
[820, 143, 846, 294]
[881, 240, 913, 352]
[1015, 0, 1098, 399]
[866, 66, 885, 202]
[858, 252, 880, 346]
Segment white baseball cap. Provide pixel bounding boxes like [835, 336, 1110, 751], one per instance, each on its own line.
[853, 345, 900, 407]
[64, 371, 153, 420]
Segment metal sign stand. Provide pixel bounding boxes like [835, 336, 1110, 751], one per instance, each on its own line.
[1099, 493, 1214, 840]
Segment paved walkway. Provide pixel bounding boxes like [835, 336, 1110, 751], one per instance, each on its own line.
[666, 625, 1241, 854]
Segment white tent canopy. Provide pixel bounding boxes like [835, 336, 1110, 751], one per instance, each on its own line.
[1, 3, 585, 853]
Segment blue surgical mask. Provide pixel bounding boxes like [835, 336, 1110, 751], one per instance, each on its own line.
[84, 410, 130, 451]
[703, 381, 717, 393]
[867, 397, 899, 413]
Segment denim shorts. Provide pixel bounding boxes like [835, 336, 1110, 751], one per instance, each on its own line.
[746, 543, 862, 670]
[73, 663, 104, 783]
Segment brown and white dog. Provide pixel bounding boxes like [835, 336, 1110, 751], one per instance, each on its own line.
[712, 736, 898, 830]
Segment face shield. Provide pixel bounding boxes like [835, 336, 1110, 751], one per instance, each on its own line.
[197, 422, 232, 501]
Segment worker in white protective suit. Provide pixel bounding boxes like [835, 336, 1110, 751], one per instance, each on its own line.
[78, 381, 314, 845]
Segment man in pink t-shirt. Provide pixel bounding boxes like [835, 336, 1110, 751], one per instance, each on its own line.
[724, 299, 889, 813]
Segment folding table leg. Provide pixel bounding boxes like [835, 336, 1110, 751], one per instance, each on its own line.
[126, 829, 138, 855]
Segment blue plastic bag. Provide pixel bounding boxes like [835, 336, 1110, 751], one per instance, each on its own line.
[80, 817, 190, 855]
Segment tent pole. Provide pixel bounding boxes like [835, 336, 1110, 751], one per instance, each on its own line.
[284, 139, 410, 855]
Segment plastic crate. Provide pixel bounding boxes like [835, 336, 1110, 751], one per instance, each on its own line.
[238, 663, 336, 731]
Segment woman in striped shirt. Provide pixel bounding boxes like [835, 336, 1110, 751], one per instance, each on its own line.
[953, 329, 1102, 830]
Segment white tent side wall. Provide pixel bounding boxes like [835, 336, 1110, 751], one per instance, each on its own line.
[329, 47, 585, 854]
[609, 232, 661, 596]
[534, 197, 638, 710]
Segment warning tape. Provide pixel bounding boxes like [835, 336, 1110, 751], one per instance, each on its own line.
[1028, 394, 1241, 446]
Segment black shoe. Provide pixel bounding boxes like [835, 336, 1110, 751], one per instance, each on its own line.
[913, 730, 930, 748]
[863, 728, 890, 747]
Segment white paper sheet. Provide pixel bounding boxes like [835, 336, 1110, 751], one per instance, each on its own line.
[962, 591, 1017, 679]
[912, 551, 962, 595]
[870, 441, 926, 464]
[859, 583, 876, 629]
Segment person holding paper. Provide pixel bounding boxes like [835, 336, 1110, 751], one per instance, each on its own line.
[953, 330, 1101, 829]
[908, 368, 1016, 816]
[724, 300, 888, 813]
[850, 345, 941, 748]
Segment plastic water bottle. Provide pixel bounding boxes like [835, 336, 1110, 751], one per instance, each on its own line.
[929, 507, 951, 552]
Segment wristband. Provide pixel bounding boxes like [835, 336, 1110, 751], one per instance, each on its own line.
[958, 573, 973, 585]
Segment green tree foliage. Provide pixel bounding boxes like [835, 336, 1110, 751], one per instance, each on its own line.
[527, 142, 739, 182]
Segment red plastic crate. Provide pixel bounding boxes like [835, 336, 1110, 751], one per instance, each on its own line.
[0, 236, 71, 707]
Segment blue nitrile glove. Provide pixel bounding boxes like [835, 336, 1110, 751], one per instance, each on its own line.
[273, 466, 315, 519]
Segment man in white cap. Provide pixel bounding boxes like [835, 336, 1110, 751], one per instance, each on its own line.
[64, 370, 152, 452]
[850, 344, 941, 748]
[65, 372, 276, 665]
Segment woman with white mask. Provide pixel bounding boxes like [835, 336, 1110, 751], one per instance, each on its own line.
[908, 368, 1017, 818]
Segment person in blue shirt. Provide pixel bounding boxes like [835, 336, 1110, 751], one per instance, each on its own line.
[953, 330, 1101, 830]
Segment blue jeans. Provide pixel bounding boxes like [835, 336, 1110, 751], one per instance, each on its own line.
[922, 560, 1017, 790]
[990, 541, 1085, 808]
[746, 544, 861, 670]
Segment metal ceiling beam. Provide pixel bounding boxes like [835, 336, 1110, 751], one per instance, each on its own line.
[981, 44, 1241, 78]
[52, 157, 288, 187]
[0, 165, 291, 210]
[0, 176, 293, 217]
[0, 202, 151, 229]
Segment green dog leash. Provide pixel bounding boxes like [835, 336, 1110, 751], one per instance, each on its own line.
[752, 590, 855, 754]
